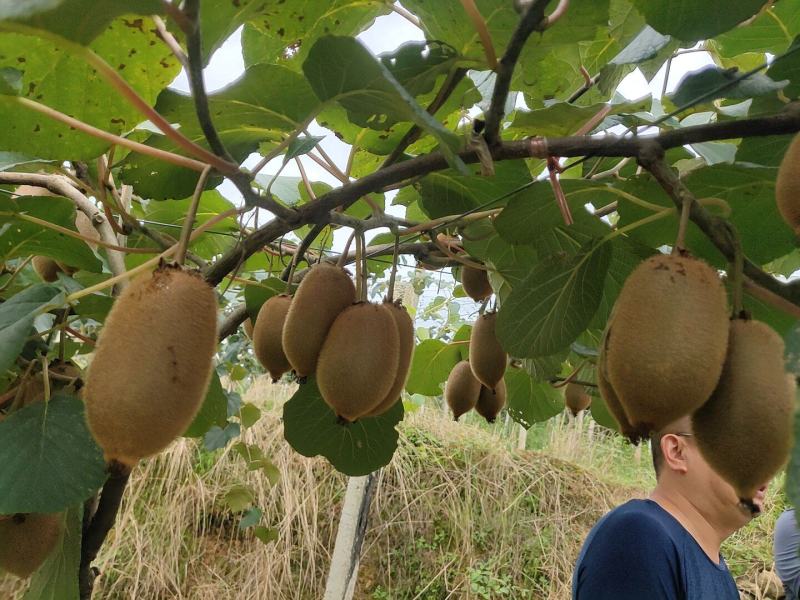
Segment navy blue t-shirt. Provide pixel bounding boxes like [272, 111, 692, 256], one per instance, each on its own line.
[572, 499, 739, 599]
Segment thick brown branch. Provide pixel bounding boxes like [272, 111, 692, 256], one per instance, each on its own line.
[218, 303, 249, 341]
[483, 0, 553, 145]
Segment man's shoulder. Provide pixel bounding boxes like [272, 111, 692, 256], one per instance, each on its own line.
[593, 499, 679, 540]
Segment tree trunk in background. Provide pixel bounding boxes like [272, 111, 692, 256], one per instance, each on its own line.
[324, 473, 379, 600]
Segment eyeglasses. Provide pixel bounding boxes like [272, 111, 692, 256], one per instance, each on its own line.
[674, 433, 694, 438]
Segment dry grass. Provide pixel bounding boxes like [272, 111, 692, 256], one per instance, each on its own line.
[0, 379, 785, 599]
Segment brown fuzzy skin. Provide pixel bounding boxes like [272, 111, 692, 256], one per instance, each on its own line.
[364, 302, 414, 417]
[243, 318, 254, 339]
[565, 383, 591, 416]
[316, 302, 400, 422]
[445, 360, 481, 421]
[476, 379, 506, 423]
[0, 513, 63, 578]
[461, 265, 493, 301]
[469, 312, 507, 391]
[84, 267, 217, 466]
[596, 335, 640, 441]
[605, 254, 729, 436]
[32, 256, 62, 282]
[692, 319, 796, 499]
[252, 294, 292, 382]
[282, 262, 356, 378]
[776, 133, 800, 233]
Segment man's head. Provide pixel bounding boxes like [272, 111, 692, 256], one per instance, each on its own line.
[650, 416, 766, 533]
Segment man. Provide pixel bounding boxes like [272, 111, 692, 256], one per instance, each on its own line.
[774, 507, 800, 599]
[572, 416, 766, 599]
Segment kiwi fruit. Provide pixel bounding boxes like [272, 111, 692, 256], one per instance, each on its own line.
[316, 302, 400, 422]
[84, 266, 217, 466]
[445, 360, 481, 421]
[692, 319, 796, 499]
[461, 264, 493, 301]
[364, 301, 414, 417]
[243, 318, 254, 339]
[596, 335, 639, 441]
[776, 133, 800, 233]
[32, 256, 63, 282]
[476, 378, 506, 423]
[282, 262, 356, 378]
[565, 383, 591, 416]
[604, 253, 729, 437]
[0, 513, 63, 578]
[469, 312, 507, 391]
[252, 294, 292, 382]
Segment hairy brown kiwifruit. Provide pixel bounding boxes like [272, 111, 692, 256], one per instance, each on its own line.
[364, 301, 414, 417]
[692, 319, 796, 499]
[461, 264, 492, 301]
[776, 133, 800, 233]
[243, 318, 254, 339]
[565, 383, 591, 416]
[596, 333, 639, 441]
[604, 253, 729, 437]
[0, 513, 63, 578]
[32, 256, 63, 282]
[282, 262, 356, 378]
[476, 378, 506, 423]
[469, 312, 507, 391]
[253, 294, 292, 382]
[84, 266, 217, 466]
[445, 360, 481, 421]
[317, 302, 400, 422]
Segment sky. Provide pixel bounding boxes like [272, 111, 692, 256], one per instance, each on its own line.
[167, 7, 716, 254]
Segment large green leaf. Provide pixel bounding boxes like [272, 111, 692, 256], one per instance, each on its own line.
[283, 378, 403, 476]
[505, 369, 564, 428]
[633, 0, 766, 42]
[1, 0, 162, 44]
[460, 219, 539, 288]
[496, 240, 612, 357]
[0, 195, 102, 271]
[0, 284, 63, 375]
[183, 370, 229, 438]
[769, 36, 800, 99]
[0, 16, 180, 160]
[0, 394, 107, 513]
[120, 64, 317, 199]
[302, 36, 467, 174]
[670, 66, 787, 106]
[23, 506, 81, 600]
[714, 2, 800, 57]
[405, 339, 462, 396]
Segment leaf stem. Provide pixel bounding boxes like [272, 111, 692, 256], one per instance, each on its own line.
[175, 165, 212, 266]
[460, 0, 498, 70]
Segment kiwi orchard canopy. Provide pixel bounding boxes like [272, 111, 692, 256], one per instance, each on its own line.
[0, 0, 800, 597]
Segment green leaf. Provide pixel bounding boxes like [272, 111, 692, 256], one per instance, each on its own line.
[0, 284, 63, 375]
[239, 403, 262, 429]
[283, 378, 404, 476]
[609, 25, 672, 65]
[509, 98, 650, 139]
[253, 525, 279, 544]
[505, 369, 564, 428]
[121, 64, 317, 199]
[203, 422, 240, 451]
[239, 506, 263, 529]
[224, 484, 255, 512]
[0, 66, 21, 95]
[714, 2, 800, 57]
[496, 241, 612, 357]
[405, 339, 462, 396]
[302, 36, 467, 174]
[769, 36, 800, 99]
[522, 351, 568, 383]
[284, 135, 325, 162]
[244, 278, 285, 321]
[670, 66, 787, 106]
[22, 506, 81, 600]
[460, 219, 538, 288]
[0, 394, 106, 513]
[0, 195, 102, 272]
[588, 392, 621, 432]
[633, 0, 766, 42]
[0, 16, 180, 160]
[183, 370, 228, 438]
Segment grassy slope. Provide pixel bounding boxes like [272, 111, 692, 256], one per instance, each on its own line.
[0, 380, 785, 599]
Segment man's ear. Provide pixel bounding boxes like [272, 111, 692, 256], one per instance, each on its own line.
[660, 434, 689, 475]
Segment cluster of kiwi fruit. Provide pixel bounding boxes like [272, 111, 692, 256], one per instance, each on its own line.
[445, 312, 508, 423]
[14, 185, 101, 282]
[250, 262, 414, 422]
[598, 251, 795, 500]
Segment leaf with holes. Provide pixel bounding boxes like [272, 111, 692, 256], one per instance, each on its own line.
[283, 377, 403, 476]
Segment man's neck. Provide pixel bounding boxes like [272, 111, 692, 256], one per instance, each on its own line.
[649, 486, 729, 563]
